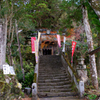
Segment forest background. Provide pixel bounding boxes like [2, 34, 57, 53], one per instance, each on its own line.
[0, 0, 100, 95]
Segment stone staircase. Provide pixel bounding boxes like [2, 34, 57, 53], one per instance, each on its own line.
[37, 55, 77, 97]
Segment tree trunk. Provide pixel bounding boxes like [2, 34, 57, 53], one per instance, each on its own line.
[97, 33, 100, 77]
[88, 0, 100, 78]
[3, 16, 7, 64]
[82, 5, 98, 89]
[89, 0, 100, 20]
[0, 16, 7, 69]
[0, 19, 3, 69]
[15, 20, 25, 81]
[7, 18, 13, 65]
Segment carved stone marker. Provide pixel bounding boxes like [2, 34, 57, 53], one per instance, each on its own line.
[3, 64, 15, 75]
[3, 64, 10, 74]
[9, 66, 15, 75]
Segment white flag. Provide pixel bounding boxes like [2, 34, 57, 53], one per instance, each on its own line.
[62, 36, 66, 52]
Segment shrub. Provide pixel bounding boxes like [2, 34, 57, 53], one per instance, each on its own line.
[22, 70, 34, 88]
[88, 94, 97, 100]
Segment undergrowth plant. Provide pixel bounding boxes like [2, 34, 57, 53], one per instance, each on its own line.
[88, 94, 97, 100]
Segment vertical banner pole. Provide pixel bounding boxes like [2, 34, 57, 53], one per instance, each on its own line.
[71, 56, 73, 66]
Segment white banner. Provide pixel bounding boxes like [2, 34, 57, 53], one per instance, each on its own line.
[62, 36, 66, 52]
[57, 35, 61, 48]
[34, 40, 38, 63]
[38, 32, 41, 43]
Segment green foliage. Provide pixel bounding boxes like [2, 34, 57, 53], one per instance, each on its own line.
[26, 0, 63, 29]
[88, 94, 97, 100]
[23, 62, 35, 73]
[84, 92, 88, 96]
[76, 41, 88, 57]
[16, 61, 35, 88]
[22, 70, 34, 88]
[97, 77, 100, 86]
[65, 36, 88, 58]
[71, 82, 78, 92]
[60, 0, 82, 28]
[86, 2, 100, 46]
[21, 45, 32, 54]
[16, 64, 23, 82]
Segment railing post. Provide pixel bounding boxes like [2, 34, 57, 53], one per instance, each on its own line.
[79, 81, 84, 97]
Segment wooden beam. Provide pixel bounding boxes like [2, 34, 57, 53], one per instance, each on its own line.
[88, 47, 100, 55]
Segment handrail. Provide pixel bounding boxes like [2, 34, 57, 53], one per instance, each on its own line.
[61, 52, 84, 97]
[88, 47, 100, 55]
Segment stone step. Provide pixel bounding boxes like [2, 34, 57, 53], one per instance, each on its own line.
[38, 75, 68, 79]
[21, 98, 31, 100]
[38, 78, 70, 83]
[40, 61, 63, 63]
[39, 68, 65, 70]
[39, 70, 65, 72]
[38, 92, 77, 97]
[39, 68, 64, 70]
[39, 65, 63, 67]
[38, 84, 72, 89]
[39, 59, 61, 61]
[39, 61, 63, 63]
[38, 81, 71, 86]
[39, 67, 65, 69]
[39, 71, 66, 74]
[38, 88, 72, 92]
[37, 96, 82, 100]
[38, 76, 69, 80]
[39, 72, 68, 76]
[38, 55, 77, 98]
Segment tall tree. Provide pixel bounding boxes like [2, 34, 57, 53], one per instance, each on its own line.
[86, 2, 100, 78]
[60, 0, 98, 89]
[89, 0, 100, 20]
[27, 0, 63, 29]
[0, 0, 35, 69]
[0, 0, 8, 69]
[82, 4, 98, 89]
[89, 0, 100, 78]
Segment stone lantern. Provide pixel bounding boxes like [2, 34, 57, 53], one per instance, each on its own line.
[76, 57, 88, 82]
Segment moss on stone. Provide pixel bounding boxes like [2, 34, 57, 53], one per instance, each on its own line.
[0, 69, 25, 99]
[34, 73, 37, 83]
